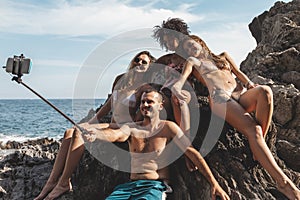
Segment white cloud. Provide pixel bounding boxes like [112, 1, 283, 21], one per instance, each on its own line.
[195, 22, 256, 64]
[0, 0, 201, 37]
[1, 0, 275, 99]
[34, 59, 81, 68]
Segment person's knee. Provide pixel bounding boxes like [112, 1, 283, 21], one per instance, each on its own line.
[64, 128, 74, 139]
[72, 128, 82, 139]
[258, 85, 273, 103]
[181, 90, 191, 103]
[171, 90, 191, 105]
[247, 125, 264, 141]
[261, 85, 273, 96]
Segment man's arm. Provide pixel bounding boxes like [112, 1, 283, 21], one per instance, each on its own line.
[84, 124, 131, 143]
[184, 147, 230, 200]
[168, 121, 230, 200]
[169, 121, 215, 183]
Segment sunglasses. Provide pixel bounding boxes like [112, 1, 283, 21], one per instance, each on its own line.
[134, 57, 148, 65]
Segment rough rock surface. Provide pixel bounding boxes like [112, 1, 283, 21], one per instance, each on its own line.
[0, 1, 300, 199]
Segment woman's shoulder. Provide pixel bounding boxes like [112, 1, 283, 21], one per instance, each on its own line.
[112, 73, 126, 91]
[218, 51, 229, 58]
[115, 73, 126, 80]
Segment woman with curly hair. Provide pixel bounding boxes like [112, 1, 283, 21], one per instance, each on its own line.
[152, 17, 193, 135]
[152, 18, 199, 172]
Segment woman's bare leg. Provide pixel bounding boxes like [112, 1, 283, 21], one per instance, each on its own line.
[239, 85, 273, 137]
[34, 128, 74, 200]
[212, 100, 300, 199]
[45, 128, 85, 200]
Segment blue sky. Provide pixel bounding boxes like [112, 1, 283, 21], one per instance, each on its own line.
[0, 0, 291, 99]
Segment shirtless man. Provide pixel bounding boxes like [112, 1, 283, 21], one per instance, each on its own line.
[83, 87, 230, 200]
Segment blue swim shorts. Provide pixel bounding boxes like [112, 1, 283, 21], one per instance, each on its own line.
[105, 180, 171, 200]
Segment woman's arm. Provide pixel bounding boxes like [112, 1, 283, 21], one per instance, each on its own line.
[171, 57, 201, 98]
[88, 96, 113, 124]
[222, 52, 255, 89]
[88, 73, 126, 124]
[178, 57, 200, 88]
[111, 73, 125, 92]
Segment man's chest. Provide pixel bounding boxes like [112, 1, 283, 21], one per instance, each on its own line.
[130, 132, 168, 154]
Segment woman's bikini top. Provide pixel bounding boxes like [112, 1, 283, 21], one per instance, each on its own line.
[198, 59, 226, 75]
[197, 57, 232, 75]
[112, 90, 136, 108]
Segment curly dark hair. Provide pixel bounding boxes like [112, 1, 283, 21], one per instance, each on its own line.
[152, 18, 190, 51]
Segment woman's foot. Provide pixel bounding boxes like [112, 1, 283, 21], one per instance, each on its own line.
[34, 181, 57, 200]
[44, 181, 72, 200]
[277, 179, 300, 200]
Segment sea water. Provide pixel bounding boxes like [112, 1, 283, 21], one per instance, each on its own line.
[0, 99, 105, 142]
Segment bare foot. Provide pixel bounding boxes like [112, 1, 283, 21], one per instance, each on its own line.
[44, 181, 72, 200]
[34, 181, 57, 200]
[277, 179, 300, 200]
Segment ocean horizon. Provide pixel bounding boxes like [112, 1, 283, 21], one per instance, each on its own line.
[0, 98, 106, 143]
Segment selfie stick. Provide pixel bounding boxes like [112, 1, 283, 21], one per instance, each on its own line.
[3, 54, 87, 133]
[11, 76, 86, 133]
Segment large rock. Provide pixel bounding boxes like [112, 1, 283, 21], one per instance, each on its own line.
[0, 138, 60, 200]
[241, 0, 300, 137]
[1, 0, 300, 199]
